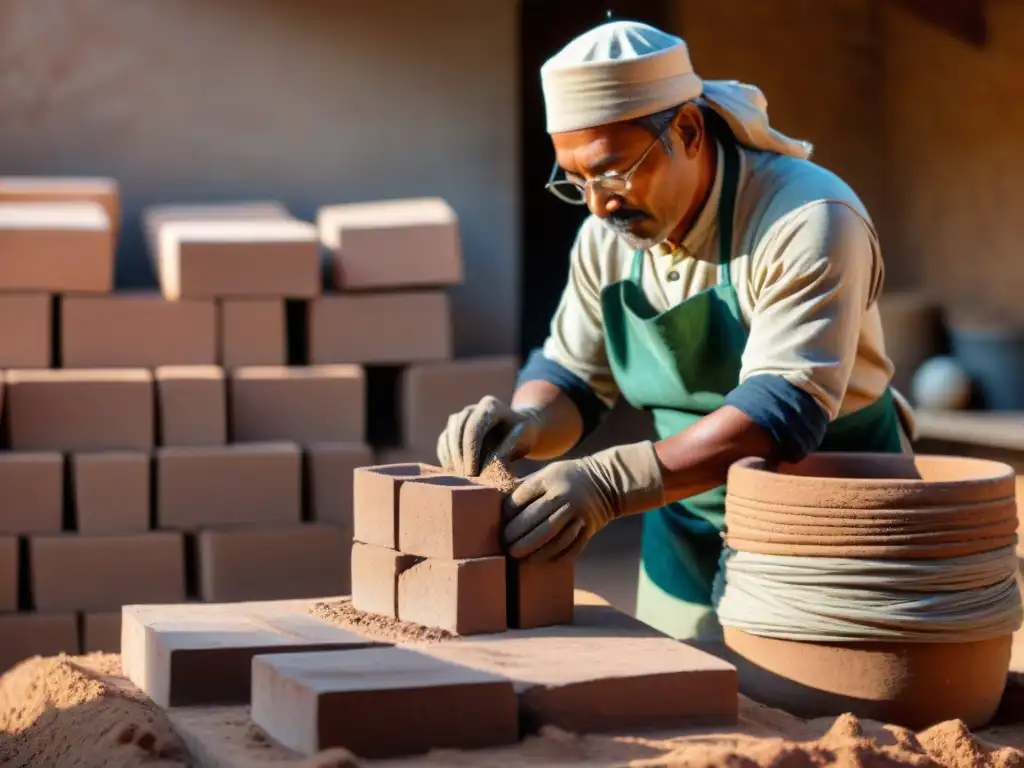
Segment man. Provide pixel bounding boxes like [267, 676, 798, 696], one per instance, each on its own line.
[436, 20, 915, 641]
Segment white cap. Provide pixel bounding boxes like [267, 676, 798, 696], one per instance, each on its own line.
[541, 20, 813, 159]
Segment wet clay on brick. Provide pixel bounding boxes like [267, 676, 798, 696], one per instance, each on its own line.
[306, 442, 374, 533]
[197, 523, 350, 603]
[398, 475, 503, 559]
[250, 646, 518, 758]
[416, 619, 738, 732]
[398, 556, 507, 635]
[30, 532, 186, 612]
[83, 612, 121, 653]
[0, 294, 50, 368]
[0, 613, 79, 673]
[156, 442, 300, 529]
[218, 299, 286, 368]
[230, 365, 365, 444]
[350, 541, 420, 619]
[0, 452, 62, 534]
[60, 293, 216, 368]
[122, 598, 377, 708]
[508, 559, 575, 629]
[155, 366, 227, 447]
[352, 463, 443, 549]
[72, 452, 149, 534]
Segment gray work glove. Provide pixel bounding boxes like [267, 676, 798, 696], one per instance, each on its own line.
[502, 441, 665, 563]
[436, 396, 544, 477]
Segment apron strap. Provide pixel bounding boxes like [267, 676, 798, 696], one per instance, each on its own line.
[717, 142, 739, 288]
[630, 248, 645, 283]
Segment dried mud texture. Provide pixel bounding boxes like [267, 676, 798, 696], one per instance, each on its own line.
[0, 652, 188, 768]
[310, 597, 454, 645]
[477, 457, 518, 493]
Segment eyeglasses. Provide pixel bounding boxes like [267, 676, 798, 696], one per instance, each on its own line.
[545, 127, 667, 206]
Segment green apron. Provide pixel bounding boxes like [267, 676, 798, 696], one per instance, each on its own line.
[599, 141, 906, 642]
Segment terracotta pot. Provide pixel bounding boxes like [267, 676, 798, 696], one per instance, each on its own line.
[727, 453, 1015, 510]
[722, 627, 1011, 730]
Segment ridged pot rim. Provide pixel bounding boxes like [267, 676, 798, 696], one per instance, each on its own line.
[727, 453, 1016, 509]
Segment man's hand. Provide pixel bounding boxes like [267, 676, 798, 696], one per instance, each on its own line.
[502, 441, 665, 562]
[436, 396, 544, 477]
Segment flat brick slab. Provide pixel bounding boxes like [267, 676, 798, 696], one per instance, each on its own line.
[30, 532, 186, 611]
[156, 443, 300, 529]
[350, 541, 420, 619]
[6, 368, 153, 451]
[122, 598, 377, 708]
[398, 556, 507, 635]
[61, 294, 216, 368]
[0, 452, 63, 534]
[316, 197, 463, 291]
[308, 292, 452, 364]
[352, 463, 442, 549]
[219, 299, 286, 368]
[414, 605, 738, 732]
[251, 646, 518, 758]
[508, 559, 575, 630]
[230, 365, 365, 444]
[155, 366, 227, 447]
[0, 202, 113, 292]
[72, 452, 150, 534]
[156, 219, 320, 300]
[198, 524, 349, 603]
[306, 442, 374, 533]
[0, 294, 51, 368]
[398, 476, 503, 559]
[401, 356, 519, 454]
[0, 613, 79, 673]
[0, 176, 119, 233]
[0, 537, 16, 611]
[83, 612, 121, 653]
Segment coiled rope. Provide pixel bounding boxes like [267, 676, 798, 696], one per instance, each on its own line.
[711, 545, 1023, 643]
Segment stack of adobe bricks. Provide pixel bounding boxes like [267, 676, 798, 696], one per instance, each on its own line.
[350, 462, 574, 633]
[0, 179, 520, 672]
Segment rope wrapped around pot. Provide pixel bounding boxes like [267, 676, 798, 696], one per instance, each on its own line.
[711, 545, 1023, 643]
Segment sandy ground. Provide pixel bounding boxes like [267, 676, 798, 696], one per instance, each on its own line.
[5, 518, 1024, 767]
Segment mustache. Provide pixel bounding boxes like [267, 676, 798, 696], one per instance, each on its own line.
[605, 208, 650, 230]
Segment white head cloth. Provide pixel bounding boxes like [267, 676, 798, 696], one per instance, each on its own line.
[540, 20, 812, 159]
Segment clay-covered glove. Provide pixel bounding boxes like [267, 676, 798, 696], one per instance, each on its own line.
[502, 441, 665, 563]
[436, 395, 545, 477]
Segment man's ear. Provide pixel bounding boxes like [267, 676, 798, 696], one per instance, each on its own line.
[673, 102, 705, 158]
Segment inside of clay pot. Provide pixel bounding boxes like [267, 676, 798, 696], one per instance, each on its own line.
[760, 454, 1013, 484]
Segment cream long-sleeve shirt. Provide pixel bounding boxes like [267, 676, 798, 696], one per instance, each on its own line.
[541, 142, 913, 431]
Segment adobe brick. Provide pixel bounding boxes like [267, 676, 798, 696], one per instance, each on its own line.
[230, 365, 365, 444]
[400, 355, 519, 454]
[197, 523, 350, 603]
[155, 365, 227, 446]
[316, 197, 463, 291]
[417, 600, 739, 731]
[0, 452, 63, 535]
[251, 647, 517, 758]
[0, 294, 50, 368]
[219, 299, 286, 368]
[306, 442, 374, 533]
[141, 200, 291, 257]
[30, 532, 186, 612]
[0, 537, 16, 611]
[350, 541, 421, 619]
[6, 368, 153, 451]
[83, 612, 121, 653]
[0, 613, 79, 673]
[122, 598, 376, 708]
[398, 556, 507, 635]
[72, 452, 150, 535]
[308, 292, 452, 364]
[61, 293, 216, 368]
[352, 463, 442, 549]
[156, 443, 300, 530]
[0, 202, 113, 292]
[0, 176, 119, 234]
[398, 475, 503, 559]
[155, 219, 320, 299]
[507, 559, 575, 629]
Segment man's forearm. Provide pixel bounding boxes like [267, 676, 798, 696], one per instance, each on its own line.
[511, 380, 584, 460]
[654, 405, 777, 503]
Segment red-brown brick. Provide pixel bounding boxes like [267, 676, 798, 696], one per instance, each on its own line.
[72, 452, 150, 535]
[352, 463, 442, 550]
[0, 176, 119, 234]
[507, 559, 575, 629]
[398, 556, 507, 635]
[0, 452, 63, 535]
[350, 541, 420, 619]
[0, 294, 51, 368]
[0, 537, 16, 612]
[155, 365, 227, 447]
[398, 476, 503, 559]
[306, 442, 374, 534]
[0, 613, 79, 673]
[219, 299, 286, 368]
[83, 612, 121, 653]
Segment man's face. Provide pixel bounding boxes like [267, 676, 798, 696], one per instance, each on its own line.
[551, 105, 706, 248]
